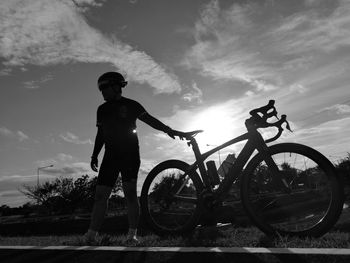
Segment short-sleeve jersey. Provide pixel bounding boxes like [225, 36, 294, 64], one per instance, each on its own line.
[96, 97, 146, 151]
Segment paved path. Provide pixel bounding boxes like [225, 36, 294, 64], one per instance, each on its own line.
[1, 246, 350, 263]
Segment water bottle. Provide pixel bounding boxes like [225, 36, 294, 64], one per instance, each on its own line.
[206, 160, 220, 186]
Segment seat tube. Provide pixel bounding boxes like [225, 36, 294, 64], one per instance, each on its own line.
[191, 139, 211, 188]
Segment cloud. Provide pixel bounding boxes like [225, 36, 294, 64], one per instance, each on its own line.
[0, 190, 21, 198]
[72, 0, 106, 8]
[0, 190, 29, 207]
[319, 104, 350, 115]
[182, 82, 203, 104]
[291, 116, 350, 155]
[184, 0, 350, 95]
[183, 0, 280, 92]
[288, 84, 308, 94]
[45, 162, 90, 177]
[0, 68, 12, 76]
[35, 159, 57, 168]
[31, 153, 92, 182]
[35, 153, 75, 168]
[0, 163, 91, 183]
[0, 174, 37, 183]
[16, 131, 29, 141]
[0, 0, 181, 94]
[0, 127, 29, 142]
[57, 153, 74, 162]
[23, 73, 53, 89]
[269, 1, 350, 54]
[60, 132, 93, 145]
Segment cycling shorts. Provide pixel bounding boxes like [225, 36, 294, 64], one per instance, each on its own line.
[97, 149, 140, 187]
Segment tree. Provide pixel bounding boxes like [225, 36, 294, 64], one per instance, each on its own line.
[335, 153, 350, 185]
[20, 174, 123, 214]
[20, 180, 59, 206]
[149, 173, 194, 211]
[280, 162, 298, 186]
[251, 164, 274, 193]
[0, 205, 11, 216]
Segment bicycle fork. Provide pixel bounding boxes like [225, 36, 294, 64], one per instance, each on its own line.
[254, 132, 292, 194]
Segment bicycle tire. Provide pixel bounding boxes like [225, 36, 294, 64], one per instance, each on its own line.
[140, 160, 204, 236]
[241, 143, 344, 237]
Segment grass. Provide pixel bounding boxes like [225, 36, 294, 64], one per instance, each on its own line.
[1, 226, 350, 248]
[1, 204, 349, 248]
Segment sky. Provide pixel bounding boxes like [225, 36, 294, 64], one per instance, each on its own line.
[1, 0, 350, 207]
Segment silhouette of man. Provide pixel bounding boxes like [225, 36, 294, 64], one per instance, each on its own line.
[85, 71, 176, 243]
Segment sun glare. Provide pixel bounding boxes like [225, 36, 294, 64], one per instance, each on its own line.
[186, 106, 238, 147]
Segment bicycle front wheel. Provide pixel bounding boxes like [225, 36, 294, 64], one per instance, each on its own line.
[241, 143, 344, 237]
[140, 160, 203, 236]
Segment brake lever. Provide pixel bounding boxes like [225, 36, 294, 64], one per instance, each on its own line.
[264, 114, 292, 143]
[285, 120, 292, 132]
[279, 115, 292, 132]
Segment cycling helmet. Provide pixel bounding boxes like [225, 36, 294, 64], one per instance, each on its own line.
[97, 71, 128, 90]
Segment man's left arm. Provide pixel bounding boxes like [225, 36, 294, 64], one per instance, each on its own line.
[138, 112, 175, 139]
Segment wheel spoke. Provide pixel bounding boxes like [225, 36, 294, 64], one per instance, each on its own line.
[242, 143, 342, 237]
[141, 161, 201, 234]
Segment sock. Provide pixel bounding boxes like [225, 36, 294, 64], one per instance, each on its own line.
[86, 229, 98, 238]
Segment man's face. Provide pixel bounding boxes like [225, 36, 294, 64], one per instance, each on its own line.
[99, 81, 122, 101]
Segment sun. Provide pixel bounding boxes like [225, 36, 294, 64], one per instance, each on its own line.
[186, 106, 237, 148]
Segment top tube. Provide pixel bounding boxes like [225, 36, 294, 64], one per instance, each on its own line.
[200, 132, 250, 162]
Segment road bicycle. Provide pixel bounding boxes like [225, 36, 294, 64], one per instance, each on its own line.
[140, 100, 344, 237]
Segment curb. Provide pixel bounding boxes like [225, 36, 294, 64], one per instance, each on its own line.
[1, 246, 350, 255]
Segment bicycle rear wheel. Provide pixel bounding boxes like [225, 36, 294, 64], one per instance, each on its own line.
[140, 160, 203, 236]
[241, 143, 344, 237]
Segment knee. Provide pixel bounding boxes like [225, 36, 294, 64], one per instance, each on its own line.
[93, 185, 113, 203]
[122, 180, 137, 201]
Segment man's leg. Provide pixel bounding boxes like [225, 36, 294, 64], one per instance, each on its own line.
[86, 185, 113, 238]
[122, 179, 140, 239]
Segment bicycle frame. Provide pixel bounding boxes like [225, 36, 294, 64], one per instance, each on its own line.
[182, 128, 282, 202]
[142, 100, 343, 237]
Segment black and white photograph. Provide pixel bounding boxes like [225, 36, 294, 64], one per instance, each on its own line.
[1, 0, 350, 262]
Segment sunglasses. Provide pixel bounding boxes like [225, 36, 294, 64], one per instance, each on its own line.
[98, 80, 128, 91]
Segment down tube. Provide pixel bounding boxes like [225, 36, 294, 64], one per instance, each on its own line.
[216, 138, 256, 199]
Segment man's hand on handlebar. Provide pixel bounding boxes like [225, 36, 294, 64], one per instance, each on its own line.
[165, 128, 185, 140]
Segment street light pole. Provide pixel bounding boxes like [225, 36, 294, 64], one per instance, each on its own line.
[37, 164, 54, 187]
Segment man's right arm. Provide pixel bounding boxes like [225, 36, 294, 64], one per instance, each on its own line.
[91, 127, 104, 172]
